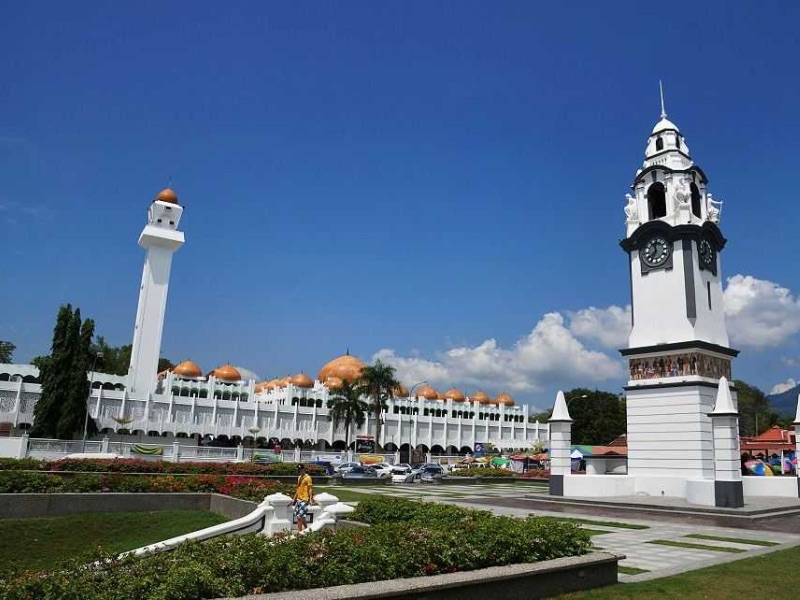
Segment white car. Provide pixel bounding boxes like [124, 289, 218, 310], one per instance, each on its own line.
[390, 465, 412, 483]
[335, 461, 361, 474]
[372, 463, 394, 479]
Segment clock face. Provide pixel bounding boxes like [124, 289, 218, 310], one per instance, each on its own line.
[698, 239, 715, 267]
[641, 236, 672, 268]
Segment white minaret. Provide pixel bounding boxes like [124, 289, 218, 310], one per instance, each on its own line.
[127, 188, 185, 395]
[709, 376, 744, 508]
[620, 91, 738, 504]
[548, 390, 573, 497]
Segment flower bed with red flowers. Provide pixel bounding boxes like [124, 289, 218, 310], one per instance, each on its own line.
[517, 468, 550, 479]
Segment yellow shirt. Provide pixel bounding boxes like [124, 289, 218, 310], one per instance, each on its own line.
[295, 473, 313, 502]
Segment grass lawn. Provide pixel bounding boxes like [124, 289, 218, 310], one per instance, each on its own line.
[684, 534, 779, 547]
[314, 486, 391, 502]
[0, 510, 228, 574]
[558, 544, 800, 599]
[540, 516, 649, 530]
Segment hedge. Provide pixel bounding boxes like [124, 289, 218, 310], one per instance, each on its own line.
[0, 458, 324, 477]
[448, 467, 514, 477]
[0, 471, 293, 502]
[0, 499, 592, 599]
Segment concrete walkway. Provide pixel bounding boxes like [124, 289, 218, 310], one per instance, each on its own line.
[333, 482, 800, 583]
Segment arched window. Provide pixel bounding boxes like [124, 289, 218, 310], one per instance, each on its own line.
[656, 137, 664, 151]
[647, 182, 667, 220]
[690, 183, 702, 218]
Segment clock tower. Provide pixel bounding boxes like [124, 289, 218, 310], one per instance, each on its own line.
[620, 96, 739, 504]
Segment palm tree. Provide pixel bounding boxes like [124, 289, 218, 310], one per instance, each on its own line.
[358, 359, 399, 451]
[328, 379, 369, 452]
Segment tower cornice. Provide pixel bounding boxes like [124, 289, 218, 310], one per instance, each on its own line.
[632, 164, 708, 188]
[620, 221, 726, 253]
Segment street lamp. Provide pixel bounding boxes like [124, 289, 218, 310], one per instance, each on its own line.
[82, 352, 104, 452]
[405, 380, 427, 463]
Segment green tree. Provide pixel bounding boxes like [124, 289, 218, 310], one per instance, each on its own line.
[0, 340, 15, 363]
[532, 388, 627, 445]
[734, 379, 778, 437]
[358, 359, 399, 450]
[328, 379, 369, 451]
[32, 305, 75, 437]
[56, 314, 96, 439]
[90, 337, 172, 376]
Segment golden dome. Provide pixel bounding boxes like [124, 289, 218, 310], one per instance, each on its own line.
[325, 376, 344, 390]
[254, 381, 268, 393]
[417, 386, 439, 400]
[496, 392, 515, 406]
[444, 388, 466, 402]
[210, 364, 241, 382]
[155, 187, 179, 204]
[172, 360, 202, 378]
[393, 384, 410, 398]
[292, 373, 314, 389]
[318, 353, 366, 384]
[265, 378, 282, 390]
[471, 390, 491, 404]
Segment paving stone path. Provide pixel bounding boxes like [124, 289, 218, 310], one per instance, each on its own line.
[333, 482, 800, 583]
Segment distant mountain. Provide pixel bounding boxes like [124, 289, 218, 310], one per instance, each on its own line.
[767, 383, 800, 417]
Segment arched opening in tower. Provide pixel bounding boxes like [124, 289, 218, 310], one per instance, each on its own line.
[690, 183, 702, 218]
[647, 182, 667, 220]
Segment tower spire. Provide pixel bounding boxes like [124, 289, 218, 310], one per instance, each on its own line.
[659, 80, 667, 119]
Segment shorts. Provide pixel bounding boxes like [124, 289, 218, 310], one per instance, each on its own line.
[293, 500, 309, 520]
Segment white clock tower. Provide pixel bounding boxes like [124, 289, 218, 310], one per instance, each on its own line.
[127, 188, 185, 396]
[620, 95, 741, 507]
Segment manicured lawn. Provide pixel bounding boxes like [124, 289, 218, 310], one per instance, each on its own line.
[0, 510, 228, 574]
[684, 534, 779, 547]
[558, 545, 800, 599]
[646, 540, 745, 553]
[539, 516, 649, 530]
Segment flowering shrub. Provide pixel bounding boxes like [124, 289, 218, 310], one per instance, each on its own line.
[0, 471, 292, 499]
[0, 499, 592, 599]
[518, 468, 550, 479]
[0, 457, 325, 477]
[448, 467, 514, 477]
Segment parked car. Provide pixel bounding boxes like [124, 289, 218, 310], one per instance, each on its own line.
[390, 465, 412, 484]
[372, 463, 394, 479]
[335, 461, 361, 474]
[417, 464, 445, 482]
[340, 466, 377, 479]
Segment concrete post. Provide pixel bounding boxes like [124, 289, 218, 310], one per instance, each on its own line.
[709, 376, 744, 508]
[171, 440, 180, 463]
[101, 437, 110, 453]
[548, 391, 573, 497]
[236, 444, 244, 462]
[19, 433, 29, 458]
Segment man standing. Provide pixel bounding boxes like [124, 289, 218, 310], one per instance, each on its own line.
[291, 464, 314, 532]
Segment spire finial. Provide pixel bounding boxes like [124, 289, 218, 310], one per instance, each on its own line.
[659, 80, 667, 120]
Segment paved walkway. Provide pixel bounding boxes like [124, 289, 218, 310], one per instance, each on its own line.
[332, 482, 800, 583]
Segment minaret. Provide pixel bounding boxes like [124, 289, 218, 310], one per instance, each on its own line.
[619, 93, 738, 503]
[127, 188, 185, 395]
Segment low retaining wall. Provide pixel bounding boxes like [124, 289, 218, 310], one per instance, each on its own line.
[224, 552, 621, 600]
[0, 493, 256, 521]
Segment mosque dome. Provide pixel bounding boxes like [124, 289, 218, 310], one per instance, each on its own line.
[291, 373, 314, 389]
[172, 360, 202, 378]
[417, 386, 439, 400]
[471, 390, 491, 405]
[444, 388, 466, 402]
[436, 391, 446, 401]
[155, 187, 179, 204]
[325, 376, 344, 390]
[393, 384, 410, 398]
[210, 364, 241, 382]
[254, 381, 269, 393]
[318, 353, 366, 384]
[265, 379, 282, 390]
[496, 392, 515, 406]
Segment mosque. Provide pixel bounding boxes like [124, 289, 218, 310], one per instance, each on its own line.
[0, 188, 547, 456]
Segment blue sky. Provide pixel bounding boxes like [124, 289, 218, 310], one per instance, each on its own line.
[2, 1, 799, 410]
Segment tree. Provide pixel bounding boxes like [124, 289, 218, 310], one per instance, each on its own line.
[734, 379, 778, 437]
[91, 337, 172, 376]
[358, 359, 399, 450]
[328, 379, 369, 451]
[32, 306, 100, 439]
[531, 388, 627, 445]
[0, 340, 15, 363]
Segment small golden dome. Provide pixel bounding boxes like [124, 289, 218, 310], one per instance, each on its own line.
[172, 360, 202, 378]
[444, 388, 466, 402]
[393, 384, 409, 398]
[471, 390, 491, 404]
[292, 373, 314, 389]
[318, 353, 366, 384]
[155, 187, 179, 204]
[265, 379, 281, 390]
[254, 381, 268, 393]
[325, 376, 344, 390]
[496, 392, 515, 406]
[417, 386, 439, 400]
[210, 364, 241, 382]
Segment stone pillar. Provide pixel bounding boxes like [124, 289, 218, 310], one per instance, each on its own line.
[171, 440, 180, 463]
[236, 444, 244, 462]
[548, 391, 572, 497]
[101, 437, 110, 453]
[19, 433, 29, 458]
[709, 376, 744, 508]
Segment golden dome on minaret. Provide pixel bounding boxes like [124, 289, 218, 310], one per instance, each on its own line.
[155, 188, 179, 204]
[318, 352, 366, 384]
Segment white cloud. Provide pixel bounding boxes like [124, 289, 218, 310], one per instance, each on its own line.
[724, 275, 800, 349]
[568, 305, 631, 348]
[770, 378, 798, 395]
[373, 312, 624, 398]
